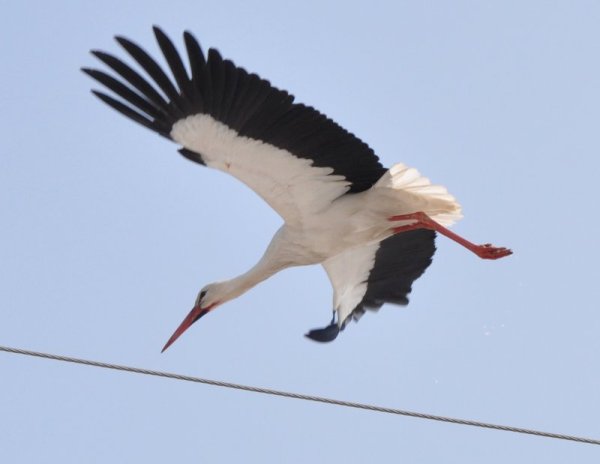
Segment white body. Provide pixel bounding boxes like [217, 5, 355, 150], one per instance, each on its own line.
[172, 115, 462, 325]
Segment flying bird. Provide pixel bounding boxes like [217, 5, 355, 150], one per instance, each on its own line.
[82, 27, 512, 351]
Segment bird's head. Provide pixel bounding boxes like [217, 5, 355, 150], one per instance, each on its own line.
[161, 283, 223, 352]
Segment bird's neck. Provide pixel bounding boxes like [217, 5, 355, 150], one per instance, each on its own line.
[219, 257, 283, 304]
[217, 226, 290, 304]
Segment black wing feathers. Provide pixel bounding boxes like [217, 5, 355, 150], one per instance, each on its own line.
[90, 51, 171, 121]
[208, 49, 226, 120]
[178, 147, 206, 166]
[82, 69, 161, 120]
[91, 90, 169, 136]
[115, 36, 184, 115]
[346, 229, 437, 325]
[183, 31, 206, 113]
[153, 27, 192, 102]
[85, 27, 386, 192]
[220, 60, 239, 124]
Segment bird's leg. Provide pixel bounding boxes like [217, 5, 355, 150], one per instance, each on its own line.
[388, 212, 512, 260]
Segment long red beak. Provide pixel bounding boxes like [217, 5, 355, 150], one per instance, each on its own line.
[161, 305, 210, 352]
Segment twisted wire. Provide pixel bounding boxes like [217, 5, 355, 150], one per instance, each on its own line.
[1, 345, 598, 446]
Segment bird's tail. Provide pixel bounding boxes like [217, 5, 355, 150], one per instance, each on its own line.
[373, 163, 463, 227]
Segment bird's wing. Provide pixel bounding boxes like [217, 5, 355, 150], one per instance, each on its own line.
[83, 27, 386, 226]
[322, 230, 436, 329]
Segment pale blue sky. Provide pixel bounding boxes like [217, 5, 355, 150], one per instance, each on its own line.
[1, 1, 599, 462]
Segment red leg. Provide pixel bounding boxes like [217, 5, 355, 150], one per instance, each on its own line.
[389, 212, 512, 260]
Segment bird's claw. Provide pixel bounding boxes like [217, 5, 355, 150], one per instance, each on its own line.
[474, 244, 513, 260]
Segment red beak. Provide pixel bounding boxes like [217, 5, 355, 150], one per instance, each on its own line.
[161, 304, 211, 352]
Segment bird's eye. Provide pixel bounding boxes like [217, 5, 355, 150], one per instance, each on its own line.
[199, 290, 207, 300]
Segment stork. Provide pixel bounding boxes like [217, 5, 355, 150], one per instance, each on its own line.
[83, 27, 512, 351]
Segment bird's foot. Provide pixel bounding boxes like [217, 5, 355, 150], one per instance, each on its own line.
[305, 322, 340, 343]
[472, 243, 513, 260]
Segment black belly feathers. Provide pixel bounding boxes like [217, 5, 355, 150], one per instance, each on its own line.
[83, 27, 437, 342]
[82, 26, 386, 193]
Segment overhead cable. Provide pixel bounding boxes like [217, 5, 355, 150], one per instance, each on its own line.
[1, 345, 598, 446]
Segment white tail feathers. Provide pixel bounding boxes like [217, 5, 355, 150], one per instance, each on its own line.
[374, 163, 463, 227]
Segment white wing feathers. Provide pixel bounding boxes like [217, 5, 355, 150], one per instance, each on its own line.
[172, 115, 350, 227]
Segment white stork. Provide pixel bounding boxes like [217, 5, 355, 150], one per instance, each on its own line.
[82, 27, 512, 351]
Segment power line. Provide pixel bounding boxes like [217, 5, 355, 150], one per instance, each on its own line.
[1, 345, 598, 446]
